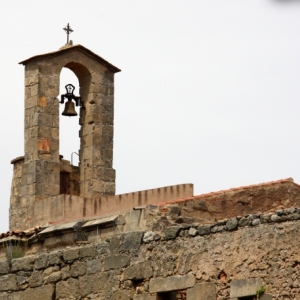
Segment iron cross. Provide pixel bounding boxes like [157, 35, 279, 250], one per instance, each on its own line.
[63, 23, 73, 44]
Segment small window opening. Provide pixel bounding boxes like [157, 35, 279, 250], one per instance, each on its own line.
[60, 172, 70, 194]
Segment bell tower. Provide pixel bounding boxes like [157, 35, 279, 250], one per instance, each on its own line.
[9, 44, 121, 230]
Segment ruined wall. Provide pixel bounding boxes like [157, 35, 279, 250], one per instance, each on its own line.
[1, 208, 300, 299]
[160, 179, 300, 225]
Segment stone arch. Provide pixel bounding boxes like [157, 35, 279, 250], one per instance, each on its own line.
[58, 62, 92, 195]
[61, 62, 92, 107]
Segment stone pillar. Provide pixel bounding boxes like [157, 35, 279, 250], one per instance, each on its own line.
[9, 62, 60, 230]
[79, 70, 116, 198]
[23, 62, 60, 201]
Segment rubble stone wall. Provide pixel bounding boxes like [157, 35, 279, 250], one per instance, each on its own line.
[1, 209, 300, 299]
[164, 180, 300, 224]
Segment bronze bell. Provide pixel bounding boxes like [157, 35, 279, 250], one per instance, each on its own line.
[62, 100, 77, 117]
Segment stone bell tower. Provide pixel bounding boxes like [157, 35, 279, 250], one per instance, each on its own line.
[9, 44, 120, 230]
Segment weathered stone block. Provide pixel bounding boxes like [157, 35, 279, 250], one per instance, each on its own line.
[103, 255, 130, 270]
[143, 231, 160, 243]
[11, 256, 34, 272]
[111, 290, 131, 300]
[56, 278, 80, 299]
[120, 231, 144, 251]
[63, 248, 79, 261]
[163, 226, 181, 240]
[211, 225, 225, 233]
[226, 218, 238, 231]
[28, 270, 43, 288]
[38, 95, 47, 107]
[188, 227, 198, 236]
[43, 266, 56, 277]
[79, 245, 97, 258]
[260, 213, 271, 224]
[238, 217, 249, 227]
[70, 261, 86, 277]
[87, 259, 102, 274]
[230, 278, 263, 298]
[34, 253, 49, 269]
[252, 218, 261, 226]
[0, 260, 9, 275]
[9, 285, 54, 300]
[149, 274, 195, 293]
[16, 273, 29, 285]
[79, 272, 111, 296]
[30, 84, 38, 97]
[61, 265, 71, 280]
[198, 225, 211, 235]
[109, 236, 120, 254]
[186, 282, 216, 300]
[123, 261, 153, 280]
[48, 251, 62, 265]
[44, 161, 59, 173]
[44, 271, 61, 283]
[96, 242, 109, 255]
[271, 214, 279, 222]
[36, 113, 52, 127]
[25, 96, 38, 109]
[78, 275, 93, 297]
[0, 274, 17, 291]
[0, 292, 8, 300]
[96, 167, 116, 181]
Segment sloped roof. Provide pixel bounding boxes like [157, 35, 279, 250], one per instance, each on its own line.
[156, 177, 295, 206]
[19, 44, 121, 73]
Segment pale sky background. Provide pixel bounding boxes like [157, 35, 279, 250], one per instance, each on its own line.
[1, 1, 300, 233]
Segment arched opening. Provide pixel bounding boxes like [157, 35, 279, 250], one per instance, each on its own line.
[59, 68, 80, 166]
[58, 61, 92, 196]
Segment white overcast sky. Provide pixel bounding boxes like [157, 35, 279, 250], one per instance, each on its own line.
[1, 1, 300, 232]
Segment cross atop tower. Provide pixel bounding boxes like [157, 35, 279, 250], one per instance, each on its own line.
[63, 23, 73, 44]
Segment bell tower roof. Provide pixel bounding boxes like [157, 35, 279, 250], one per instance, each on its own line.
[19, 44, 121, 73]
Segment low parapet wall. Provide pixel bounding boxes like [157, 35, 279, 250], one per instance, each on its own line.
[34, 184, 194, 226]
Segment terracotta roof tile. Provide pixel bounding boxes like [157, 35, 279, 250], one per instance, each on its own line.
[0, 226, 41, 240]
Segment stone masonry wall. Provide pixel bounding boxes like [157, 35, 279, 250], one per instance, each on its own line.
[160, 179, 300, 225]
[1, 208, 300, 299]
[10, 156, 80, 230]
